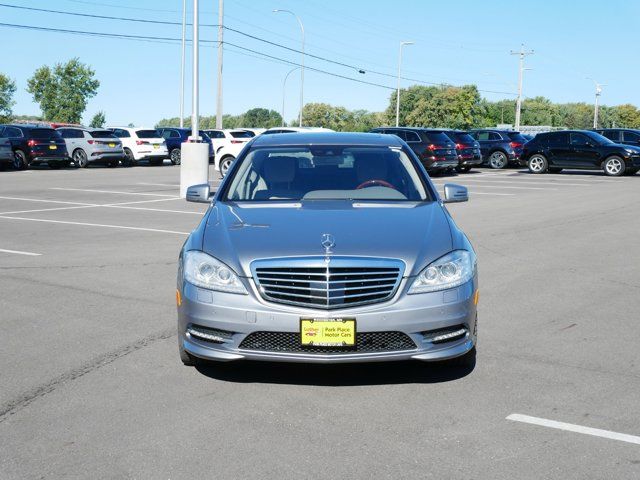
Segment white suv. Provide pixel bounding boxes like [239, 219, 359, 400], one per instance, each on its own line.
[108, 127, 168, 166]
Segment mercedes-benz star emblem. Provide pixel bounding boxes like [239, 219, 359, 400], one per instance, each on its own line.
[321, 233, 335, 254]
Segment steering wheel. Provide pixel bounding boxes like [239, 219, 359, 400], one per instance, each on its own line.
[356, 179, 397, 190]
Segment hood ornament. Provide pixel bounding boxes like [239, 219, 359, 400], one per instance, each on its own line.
[321, 233, 335, 255]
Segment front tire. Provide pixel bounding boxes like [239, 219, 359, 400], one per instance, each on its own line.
[179, 338, 199, 367]
[448, 346, 476, 370]
[123, 148, 136, 167]
[13, 150, 28, 170]
[603, 156, 625, 177]
[528, 154, 548, 174]
[73, 149, 88, 168]
[488, 151, 508, 169]
[170, 148, 181, 165]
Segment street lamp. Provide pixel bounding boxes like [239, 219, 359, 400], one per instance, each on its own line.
[282, 67, 299, 127]
[396, 41, 414, 127]
[274, 9, 304, 127]
[587, 77, 606, 129]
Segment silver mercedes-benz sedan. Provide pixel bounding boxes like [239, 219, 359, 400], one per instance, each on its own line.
[178, 132, 478, 368]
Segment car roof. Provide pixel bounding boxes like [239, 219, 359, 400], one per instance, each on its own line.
[251, 132, 404, 147]
[2, 124, 52, 129]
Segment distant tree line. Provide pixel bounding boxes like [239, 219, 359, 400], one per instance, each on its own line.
[3, 61, 640, 131]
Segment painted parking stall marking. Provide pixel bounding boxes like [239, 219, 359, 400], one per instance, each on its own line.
[0, 248, 42, 257]
[507, 414, 640, 446]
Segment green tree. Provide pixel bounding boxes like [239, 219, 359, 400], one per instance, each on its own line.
[611, 104, 640, 128]
[0, 73, 17, 123]
[26, 58, 100, 123]
[520, 96, 557, 126]
[241, 108, 283, 128]
[89, 111, 106, 128]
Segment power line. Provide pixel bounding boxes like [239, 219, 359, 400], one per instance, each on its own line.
[0, 2, 517, 96]
[0, 22, 395, 90]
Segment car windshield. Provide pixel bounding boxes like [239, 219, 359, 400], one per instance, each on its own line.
[507, 132, 528, 143]
[89, 130, 117, 139]
[585, 130, 614, 145]
[31, 128, 60, 139]
[230, 130, 254, 138]
[447, 132, 475, 144]
[224, 146, 430, 202]
[423, 132, 453, 144]
[136, 130, 160, 138]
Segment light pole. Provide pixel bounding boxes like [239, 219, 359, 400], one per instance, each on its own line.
[179, 0, 186, 128]
[274, 9, 304, 127]
[510, 44, 534, 130]
[395, 41, 414, 127]
[180, 0, 209, 198]
[587, 78, 605, 128]
[215, 0, 224, 129]
[282, 67, 299, 127]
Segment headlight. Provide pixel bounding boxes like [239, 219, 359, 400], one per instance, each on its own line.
[625, 148, 638, 155]
[183, 250, 247, 294]
[408, 250, 476, 294]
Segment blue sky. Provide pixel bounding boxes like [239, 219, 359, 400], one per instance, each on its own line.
[2, 0, 639, 126]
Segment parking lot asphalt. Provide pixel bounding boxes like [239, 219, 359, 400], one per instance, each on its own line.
[1, 163, 639, 479]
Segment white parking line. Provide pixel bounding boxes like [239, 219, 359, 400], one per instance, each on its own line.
[0, 205, 98, 215]
[436, 183, 554, 191]
[506, 414, 640, 445]
[50, 188, 179, 198]
[136, 182, 180, 187]
[0, 196, 97, 206]
[0, 216, 190, 235]
[447, 179, 590, 187]
[0, 248, 42, 256]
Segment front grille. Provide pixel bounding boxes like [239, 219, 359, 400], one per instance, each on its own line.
[251, 257, 404, 309]
[239, 331, 416, 354]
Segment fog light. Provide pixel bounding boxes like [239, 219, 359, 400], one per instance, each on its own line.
[187, 325, 234, 344]
[422, 326, 468, 344]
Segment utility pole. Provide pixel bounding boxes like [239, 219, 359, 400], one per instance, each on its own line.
[179, 0, 186, 128]
[510, 44, 534, 130]
[395, 41, 414, 127]
[215, 0, 224, 129]
[588, 79, 605, 128]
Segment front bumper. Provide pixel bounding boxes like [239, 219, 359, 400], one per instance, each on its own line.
[178, 276, 478, 364]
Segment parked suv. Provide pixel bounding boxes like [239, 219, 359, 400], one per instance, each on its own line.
[443, 130, 482, 173]
[107, 127, 168, 166]
[521, 130, 640, 176]
[57, 127, 124, 168]
[0, 124, 69, 169]
[468, 129, 524, 169]
[157, 127, 214, 165]
[0, 134, 12, 168]
[593, 128, 640, 147]
[370, 127, 459, 173]
[203, 129, 253, 156]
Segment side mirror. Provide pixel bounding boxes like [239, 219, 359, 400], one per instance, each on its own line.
[443, 184, 468, 203]
[186, 183, 213, 203]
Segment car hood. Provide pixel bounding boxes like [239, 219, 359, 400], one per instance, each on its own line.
[201, 201, 453, 277]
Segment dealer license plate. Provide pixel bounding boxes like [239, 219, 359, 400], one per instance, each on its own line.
[49, 145, 57, 150]
[300, 318, 356, 347]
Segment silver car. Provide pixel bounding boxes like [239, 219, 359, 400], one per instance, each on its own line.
[178, 132, 478, 368]
[57, 127, 124, 168]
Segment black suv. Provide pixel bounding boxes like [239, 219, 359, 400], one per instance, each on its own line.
[443, 130, 482, 173]
[521, 130, 640, 176]
[369, 127, 458, 172]
[0, 124, 69, 169]
[468, 129, 526, 169]
[593, 128, 640, 147]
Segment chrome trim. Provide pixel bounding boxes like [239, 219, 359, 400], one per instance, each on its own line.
[250, 256, 405, 310]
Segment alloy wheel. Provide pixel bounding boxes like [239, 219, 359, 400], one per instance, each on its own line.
[529, 155, 546, 173]
[604, 157, 623, 176]
[74, 150, 88, 168]
[489, 151, 507, 169]
[13, 150, 26, 170]
[221, 157, 234, 176]
[170, 149, 181, 165]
